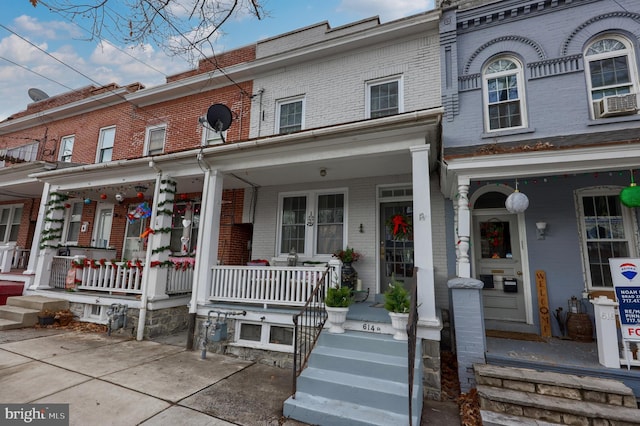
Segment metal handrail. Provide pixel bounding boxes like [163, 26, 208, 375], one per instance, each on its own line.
[407, 268, 419, 426]
[291, 267, 329, 396]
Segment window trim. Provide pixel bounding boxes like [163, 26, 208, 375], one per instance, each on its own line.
[275, 96, 305, 134]
[276, 189, 348, 258]
[59, 135, 74, 162]
[144, 124, 167, 156]
[96, 126, 116, 163]
[234, 320, 294, 352]
[482, 56, 528, 133]
[0, 204, 23, 243]
[200, 117, 227, 146]
[584, 34, 639, 120]
[365, 75, 404, 119]
[575, 186, 639, 291]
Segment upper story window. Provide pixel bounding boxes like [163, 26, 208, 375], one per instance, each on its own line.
[576, 187, 637, 290]
[145, 125, 166, 156]
[276, 97, 304, 134]
[278, 190, 346, 257]
[59, 135, 74, 162]
[585, 35, 639, 119]
[483, 57, 527, 131]
[367, 76, 403, 119]
[201, 118, 227, 145]
[97, 126, 115, 163]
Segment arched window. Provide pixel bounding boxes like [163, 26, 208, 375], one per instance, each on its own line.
[483, 57, 527, 131]
[585, 35, 639, 118]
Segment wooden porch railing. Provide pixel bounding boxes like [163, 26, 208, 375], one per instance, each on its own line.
[210, 265, 332, 307]
[167, 266, 194, 294]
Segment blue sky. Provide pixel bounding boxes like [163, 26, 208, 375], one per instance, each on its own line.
[0, 0, 434, 121]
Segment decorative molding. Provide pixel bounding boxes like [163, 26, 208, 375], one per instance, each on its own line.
[562, 11, 640, 56]
[458, 74, 481, 92]
[463, 35, 546, 74]
[442, 93, 460, 122]
[528, 54, 583, 79]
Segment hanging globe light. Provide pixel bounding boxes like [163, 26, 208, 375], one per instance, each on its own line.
[620, 170, 640, 207]
[505, 180, 529, 213]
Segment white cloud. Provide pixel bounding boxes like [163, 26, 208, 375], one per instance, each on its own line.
[337, 0, 435, 21]
[13, 14, 83, 40]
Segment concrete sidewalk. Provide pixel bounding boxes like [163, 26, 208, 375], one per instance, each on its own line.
[0, 328, 460, 425]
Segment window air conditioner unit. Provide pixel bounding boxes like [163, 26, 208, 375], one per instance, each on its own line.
[596, 93, 638, 118]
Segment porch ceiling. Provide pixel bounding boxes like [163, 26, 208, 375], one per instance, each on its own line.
[441, 144, 640, 199]
[0, 162, 54, 202]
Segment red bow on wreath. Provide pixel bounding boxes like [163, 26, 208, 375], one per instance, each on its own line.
[391, 214, 409, 237]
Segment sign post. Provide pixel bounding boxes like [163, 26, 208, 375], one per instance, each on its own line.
[609, 258, 640, 369]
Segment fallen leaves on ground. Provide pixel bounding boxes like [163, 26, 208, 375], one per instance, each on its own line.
[35, 319, 108, 333]
[440, 351, 482, 425]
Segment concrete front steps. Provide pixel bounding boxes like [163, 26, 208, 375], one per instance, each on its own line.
[0, 295, 69, 330]
[283, 330, 422, 426]
[475, 363, 640, 425]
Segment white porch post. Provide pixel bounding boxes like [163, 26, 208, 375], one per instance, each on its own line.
[410, 146, 440, 335]
[30, 184, 58, 289]
[193, 169, 223, 307]
[456, 177, 471, 278]
[144, 173, 171, 301]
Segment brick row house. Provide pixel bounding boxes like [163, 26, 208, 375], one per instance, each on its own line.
[0, 10, 444, 425]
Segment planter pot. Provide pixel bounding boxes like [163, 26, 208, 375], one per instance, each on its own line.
[388, 312, 409, 341]
[325, 306, 349, 334]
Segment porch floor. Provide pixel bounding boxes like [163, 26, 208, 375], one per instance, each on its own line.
[486, 336, 640, 399]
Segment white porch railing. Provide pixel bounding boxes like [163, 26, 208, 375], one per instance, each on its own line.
[51, 256, 143, 294]
[167, 266, 194, 294]
[51, 256, 72, 289]
[210, 265, 333, 307]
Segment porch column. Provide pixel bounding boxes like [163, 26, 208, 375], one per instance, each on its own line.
[448, 277, 486, 393]
[456, 177, 471, 278]
[30, 184, 60, 289]
[193, 169, 223, 306]
[144, 174, 172, 301]
[410, 146, 440, 337]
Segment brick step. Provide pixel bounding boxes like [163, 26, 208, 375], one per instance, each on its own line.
[478, 385, 640, 425]
[475, 364, 637, 407]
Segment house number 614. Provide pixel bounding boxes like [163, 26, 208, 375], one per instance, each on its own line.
[362, 323, 381, 332]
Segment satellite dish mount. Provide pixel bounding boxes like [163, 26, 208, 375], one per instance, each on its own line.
[205, 103, 233, 143]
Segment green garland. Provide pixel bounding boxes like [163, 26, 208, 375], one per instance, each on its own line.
[156, 199, 174, 208]
[40, 192, 69, 249]
[152, 245, 171, 255]
[153, 227, 172, 234]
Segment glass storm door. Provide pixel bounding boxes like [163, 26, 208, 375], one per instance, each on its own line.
[473, 214, 526, 322]
[92, 203, 113, 249]
[380, 201, 414, 292]
[123, 204, 147, 260]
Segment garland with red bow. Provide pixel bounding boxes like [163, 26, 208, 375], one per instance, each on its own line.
[386, 214, 413, 240]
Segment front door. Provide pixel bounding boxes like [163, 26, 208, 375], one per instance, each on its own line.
[473, 213, 526, 322]
[92, 203, 114, 248]
[380, 201, 414, 292]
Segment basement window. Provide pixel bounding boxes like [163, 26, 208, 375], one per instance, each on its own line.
[236, 321, 294, 351]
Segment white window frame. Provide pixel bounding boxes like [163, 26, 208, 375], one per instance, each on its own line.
[0, 204, 22, 243]
[200, 118, 227, 146]
[61, 200, 83, 245]
[275, 96, 305, 134]
[96, 126, 115, 163]
[59, 135, 74, 162]
[234, 321, 294, 352]
[482, 56, 527, 132]
[576, 186, 639, 291]
[584, 35, 639, 119]
[144, 124, 167, 156]
[366, 75, 404, 119]
[276, 189, 348, 258]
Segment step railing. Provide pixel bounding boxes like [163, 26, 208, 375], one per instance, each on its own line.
[209, 265, 330, 307]
[291, 268, 330, 396]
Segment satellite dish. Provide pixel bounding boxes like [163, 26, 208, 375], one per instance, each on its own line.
[206, 103, 233, 132]
[28, 88, 49, 102]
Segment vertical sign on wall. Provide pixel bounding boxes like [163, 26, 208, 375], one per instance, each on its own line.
[609, 258, 640, 344]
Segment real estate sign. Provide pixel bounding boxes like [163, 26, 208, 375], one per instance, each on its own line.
[609, 258, 640, 339]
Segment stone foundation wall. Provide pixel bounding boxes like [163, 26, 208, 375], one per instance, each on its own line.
[422, 339, 442, 400]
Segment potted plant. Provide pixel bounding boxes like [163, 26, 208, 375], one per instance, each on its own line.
[384, 282, 410, 340]
[333, 247, 361, 289]
[38, 309, 56, 326]
[324, 285, 353, 334]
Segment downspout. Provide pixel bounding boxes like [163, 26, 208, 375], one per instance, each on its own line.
[186, 153, 212, 350]
[136, 168, 162, 341]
